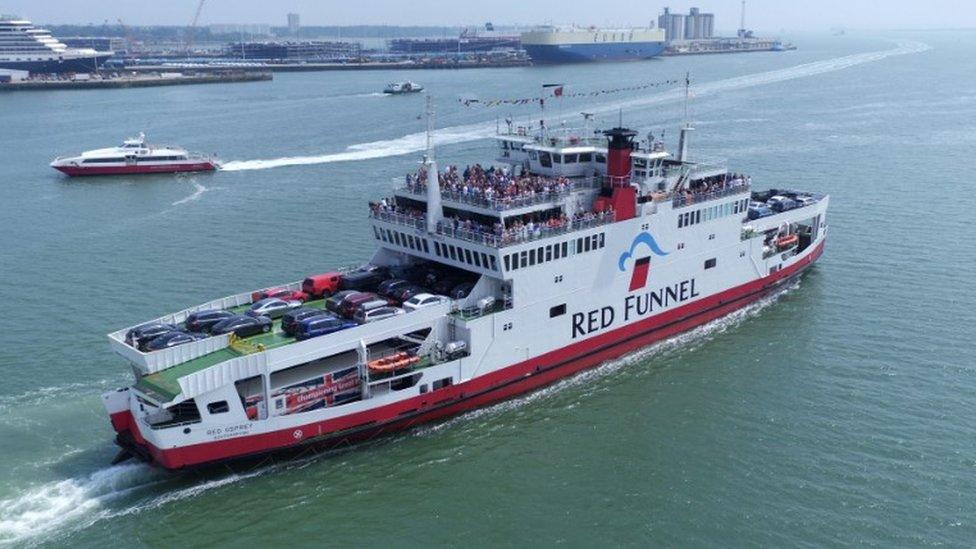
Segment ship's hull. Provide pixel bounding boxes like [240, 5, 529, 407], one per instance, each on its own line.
[0, 53, 112, 74]
[52, 161, 218, 177]
[523, 41, 666, 64]
[111, 239, 824, 470]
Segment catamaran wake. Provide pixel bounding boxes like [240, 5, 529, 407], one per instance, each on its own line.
[219, 41, 929, 173]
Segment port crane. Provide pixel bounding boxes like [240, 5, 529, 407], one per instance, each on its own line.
[183, 0, 206, 56]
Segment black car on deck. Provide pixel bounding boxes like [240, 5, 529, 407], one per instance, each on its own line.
[281, 308, 334, 336]
[126, 322, 179, 351]
[325, 290, 360, 315]
[210, 315, 273, 338]
[378, 278, 411, 300]
[339, 266, 389, 292]
[145, 331, 209, 351]
[184, 309, 236, 333]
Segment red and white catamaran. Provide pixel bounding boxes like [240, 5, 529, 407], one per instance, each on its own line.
[102, 107, 828, 469]
[51, 133, 219, 176]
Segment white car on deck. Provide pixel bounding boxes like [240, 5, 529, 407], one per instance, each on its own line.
[402, 293, 451, 312]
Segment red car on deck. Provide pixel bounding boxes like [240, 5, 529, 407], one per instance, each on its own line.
[301, 272, 343, 299]
[250, 287, 309, 303]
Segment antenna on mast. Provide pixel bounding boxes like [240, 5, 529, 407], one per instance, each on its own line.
[678, 73, 694, 162]
[683, 71, 691, 124]
[423, 94, 443, 233]
[424, 94, 434, 158]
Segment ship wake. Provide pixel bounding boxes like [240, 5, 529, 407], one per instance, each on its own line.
[220, 40, 929, 173]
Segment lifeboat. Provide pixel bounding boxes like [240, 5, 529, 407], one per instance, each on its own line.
[368, 352, 421, 374]
[776, 234, 799, 249]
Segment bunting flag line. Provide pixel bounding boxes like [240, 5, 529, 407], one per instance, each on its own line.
[458, 78, 682, 107]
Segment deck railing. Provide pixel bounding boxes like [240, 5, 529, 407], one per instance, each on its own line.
[397, 176, 599, 212]
[370, 209, 614, 248]
[672, 184, 751, 208]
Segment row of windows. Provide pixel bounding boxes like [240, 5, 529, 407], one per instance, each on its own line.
[373, 225, 500, 271]
[81, 156, 187, 164]
[530, 150, 605, 167]
[678, 198, 750, 228]
[503, 232, 605, 272]
[433, 240, 498, 271]
[375, 226, 430, 254]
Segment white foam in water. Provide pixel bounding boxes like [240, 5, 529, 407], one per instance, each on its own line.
[0, 464, 152, 546]
[171, 180, 209, 206]
[220, 41, 928, 173]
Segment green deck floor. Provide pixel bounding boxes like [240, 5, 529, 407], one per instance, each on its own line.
[135, 299, 328, 402]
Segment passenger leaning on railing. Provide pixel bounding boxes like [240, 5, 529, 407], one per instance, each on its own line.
[406, 164, 572, 207]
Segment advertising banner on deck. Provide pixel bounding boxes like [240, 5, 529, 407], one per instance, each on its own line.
[271, 366, 361, 416]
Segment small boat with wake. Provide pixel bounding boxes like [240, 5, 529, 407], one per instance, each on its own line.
[50, 133, 219, 176]
[383, 81, 424, 95]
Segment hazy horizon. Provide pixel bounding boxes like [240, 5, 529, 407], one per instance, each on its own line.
[3, 0, 975, 32]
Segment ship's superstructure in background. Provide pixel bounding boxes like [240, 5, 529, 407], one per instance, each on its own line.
[102, 101, 828, 469]
[0, 16, 112, 73]
[520, 27, 666, 63]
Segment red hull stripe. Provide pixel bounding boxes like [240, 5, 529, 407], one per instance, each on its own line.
[127, 241, 825, 469]
[54, 162, 217, 176]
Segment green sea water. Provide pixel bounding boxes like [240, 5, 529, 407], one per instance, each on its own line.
[1, 31, 975, 547]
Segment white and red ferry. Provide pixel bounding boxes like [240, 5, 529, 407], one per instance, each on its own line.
[51, 133, 219, 176]
[102, 114, 828, 470]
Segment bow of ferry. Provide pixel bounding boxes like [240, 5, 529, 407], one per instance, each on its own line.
[103, 118, 828, 470]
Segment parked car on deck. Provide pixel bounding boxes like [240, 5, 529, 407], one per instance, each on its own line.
[393, 285, 426, 303]
[246, 298, 302, 319]
[325, 290, 360, 314]
[354, 306, 405, 324]
[211, 315, 273, 338]
[294, 316, 357, 341]
[184, 309, 236, 333]
[126, 322, 178, 351]
[403, 293, 450, 312]
[747, 201, 774, 220]
[339, 266, 389, 292]
[281, 308, 333, 336]
[251, 287, 308, 303]
[301, 272, 342, 299]
[767, 195, 798, 213]
[145, 331, 208, 351]
[378, 278, 411, 300]
[339, 292, 385, 318]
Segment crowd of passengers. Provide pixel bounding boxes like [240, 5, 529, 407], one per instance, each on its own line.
[369, 198, 613, 245]
[684, 172, 751, 198]
[405, 164, 572, 205]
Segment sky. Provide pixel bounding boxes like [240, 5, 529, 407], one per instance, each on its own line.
[3, 0, 975, 31]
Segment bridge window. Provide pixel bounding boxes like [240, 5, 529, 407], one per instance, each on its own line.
[579, 153, 592, 162]
[504, 254, 511, 270]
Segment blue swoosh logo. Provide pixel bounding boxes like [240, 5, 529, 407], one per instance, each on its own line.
[618, 232, 669, 271]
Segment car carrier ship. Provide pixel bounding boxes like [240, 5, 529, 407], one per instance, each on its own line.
[102, 108, 829, 469]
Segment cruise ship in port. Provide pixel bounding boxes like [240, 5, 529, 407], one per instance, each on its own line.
[0, 16, 112, 73]
[521, 26, 666, 63]
[102, 107, 829, 469]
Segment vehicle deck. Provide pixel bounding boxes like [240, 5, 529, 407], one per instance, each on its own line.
[135, 299, 329, 401]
